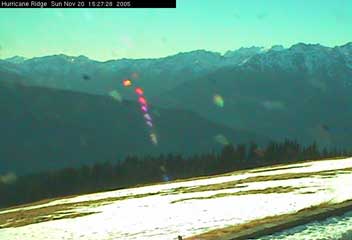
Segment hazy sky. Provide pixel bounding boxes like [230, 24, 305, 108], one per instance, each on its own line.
[0, 0, 351, 61]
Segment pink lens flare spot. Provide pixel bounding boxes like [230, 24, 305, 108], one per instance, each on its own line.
[138, 97, 147, 105]
[141, 105, 148, 112]
[135, 87, 144, 95]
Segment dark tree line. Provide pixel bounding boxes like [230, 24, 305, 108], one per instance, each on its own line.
[0, 140, 350, 208]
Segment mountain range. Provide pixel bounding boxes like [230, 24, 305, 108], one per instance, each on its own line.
[1, 42, 352, 174]
[154, 43, 352, 147]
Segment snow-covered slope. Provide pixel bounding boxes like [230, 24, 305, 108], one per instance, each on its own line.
[1, 157, 352, 240]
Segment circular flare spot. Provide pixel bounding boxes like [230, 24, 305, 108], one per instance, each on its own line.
[123, 79, 132, 87]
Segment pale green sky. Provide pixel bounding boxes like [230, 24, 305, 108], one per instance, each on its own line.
[0, 0, 351, 61]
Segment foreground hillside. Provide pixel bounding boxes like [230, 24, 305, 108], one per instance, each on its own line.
[1, 157, 352, 240]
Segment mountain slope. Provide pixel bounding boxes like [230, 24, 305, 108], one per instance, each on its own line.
[0, 83, 268, 175]
[153, 43, 352, 148]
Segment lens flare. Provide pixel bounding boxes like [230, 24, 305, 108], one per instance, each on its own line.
[123, 79, 132, 87]
[109, 90, 122, 102]
[135, 87, 144, 95]
[213, 94, 224, 108]
[162, 175, 170, 182]
[214, 134, 229, 145]
[120, 77, 158, 145]
[131, 72, 139, 79]
[150, 133, 158, 145]
[144, 113, 152, 121]
[141, 105, 148, 112]
[146, 121, 153, 127]
[138, 97, 147, 105]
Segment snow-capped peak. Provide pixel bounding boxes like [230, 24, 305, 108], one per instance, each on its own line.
[224, 46, 264, 58]
[337, 42, 352, 55]
[269, 45, 285, 52]
[4, 56, 27, 64]
[240, 43, 346, 74]
[289, 43, 328, 53]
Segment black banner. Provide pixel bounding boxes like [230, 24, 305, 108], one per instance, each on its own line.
[0, 0, 176, 8]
